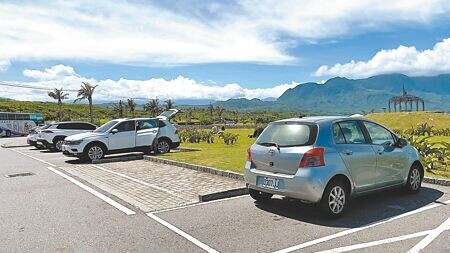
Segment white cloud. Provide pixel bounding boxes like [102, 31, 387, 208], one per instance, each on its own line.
[1, 65, 297, 102]
[0, 58, 10, 71]
[23, 64, 77, 80]
[314, 38, 450, 78]
[1, 0, 450, 68]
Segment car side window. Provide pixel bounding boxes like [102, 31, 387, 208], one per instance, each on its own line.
[115, 121, 135, 132]
[139, 119, 158, 130]
[336, 121, 367, 144]
[332, 123, 346, 144]
[363, 121, 395, 145]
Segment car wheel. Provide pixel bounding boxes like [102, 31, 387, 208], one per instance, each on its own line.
[249, 188, 273, 202]
[156, 138, 171, 154]
[53, 139, 65, 152]
[405, 164, 422, 193]
[320, 180, 348, 218]
[85, 144, 105, 162]
[5, 130, 11, 137]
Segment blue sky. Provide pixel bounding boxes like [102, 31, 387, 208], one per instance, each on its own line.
[1, 0, 450, 102]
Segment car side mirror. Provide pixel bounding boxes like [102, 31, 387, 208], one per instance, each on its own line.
[111, 129, 118, 134]
[396, 138, 408, 148]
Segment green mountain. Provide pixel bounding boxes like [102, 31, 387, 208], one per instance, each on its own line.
[215, 74, 450, 114]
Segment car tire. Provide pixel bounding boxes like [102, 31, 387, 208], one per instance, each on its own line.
[156, 138, 171, 154]
[84, 143, 105, 162]
[405, 164, 423, 194]
[249, 188, 273, 202]
[53, 137, 65, 152]
[5, 130, 11, 137]
[320, 179, 349, 218]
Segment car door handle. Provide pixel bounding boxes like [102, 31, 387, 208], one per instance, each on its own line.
[341, 150, 353, 155]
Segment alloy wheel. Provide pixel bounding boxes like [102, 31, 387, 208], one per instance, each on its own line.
[157, 141, 170, 154]
[55, 140, 64, 151]
[328, 186, 346, 214]
[410, 168, 421, 190]
[88, 146, 103, 161]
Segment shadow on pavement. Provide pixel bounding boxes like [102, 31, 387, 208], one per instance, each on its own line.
[64, 152, 143, 165]
[254, 186, 445, 228]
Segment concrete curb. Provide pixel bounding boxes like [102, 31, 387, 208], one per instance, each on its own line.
[423, 177, 450, 186]
[199, 187, 249, 202]
[92, 154, 143, 164]
[1, 144, 31, 148]
[143, 155, 244, 181]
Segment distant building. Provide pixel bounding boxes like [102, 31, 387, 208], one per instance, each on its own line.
[388, 85, 425, 112]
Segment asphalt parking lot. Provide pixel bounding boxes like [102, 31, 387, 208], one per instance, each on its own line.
[1, 137, 449, 253]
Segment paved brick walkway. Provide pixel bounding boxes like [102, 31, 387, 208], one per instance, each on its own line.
[60, 160, 245, 212]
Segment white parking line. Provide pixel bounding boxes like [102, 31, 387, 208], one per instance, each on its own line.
[147, 213, 220, 253]
[11, 148, 56, 167]
[90, 164, 192, 202]
[407, 217, 450, 253]
[152, 195, 249, 214]
[10, 148, 136, 215]
[316, 226, 450, 253]
[47, 167, 136, 215]
[273, 199, 450, 253]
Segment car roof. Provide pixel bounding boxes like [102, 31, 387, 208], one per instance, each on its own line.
[51, 121, 96, 125]
[274, 115, 366, 124]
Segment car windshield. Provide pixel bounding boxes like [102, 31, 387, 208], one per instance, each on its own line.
[256, 122, 317, 147]
[94, 120, 118, 133]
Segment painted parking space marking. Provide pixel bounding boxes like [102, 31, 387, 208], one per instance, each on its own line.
[147, 212, 220, 253]
[317, 219, 450, 253]
[11, 148, 56, 167]
[273, 199, 450, 253]
[10, 148, 136, 215]
[407, 217, 450, 253]
[152, 195, 249, 214]
[46, 167, 136, 215]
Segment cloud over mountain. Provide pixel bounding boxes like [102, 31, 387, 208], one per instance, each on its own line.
[314, 38, 450, 78]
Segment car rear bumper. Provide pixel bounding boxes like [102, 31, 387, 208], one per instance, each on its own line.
[244, 161, 327, 203]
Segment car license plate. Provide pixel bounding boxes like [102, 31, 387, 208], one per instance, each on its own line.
[262, 177, 280, 190]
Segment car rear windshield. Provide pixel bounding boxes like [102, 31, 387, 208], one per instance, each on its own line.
[256, 122, 317, 147]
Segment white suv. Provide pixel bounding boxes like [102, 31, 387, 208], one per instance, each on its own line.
[37, 122, 97, 151]
[62, 109, 180, 161]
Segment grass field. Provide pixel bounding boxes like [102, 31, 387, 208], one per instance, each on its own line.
[160, 129, 254, 173]
[163, 112, 450, 179]
[366, 111, 450, 130]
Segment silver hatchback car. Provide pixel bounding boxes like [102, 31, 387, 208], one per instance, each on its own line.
[245, 116, 423, 218]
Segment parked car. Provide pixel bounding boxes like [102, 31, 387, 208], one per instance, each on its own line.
[37, 122, 97, 151]
[62, 109, 180, 161]
[244, 116, 423, 218]
[27, 125, 49, 148]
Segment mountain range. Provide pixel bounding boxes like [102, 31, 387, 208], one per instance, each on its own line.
[213, 74, 450, 114]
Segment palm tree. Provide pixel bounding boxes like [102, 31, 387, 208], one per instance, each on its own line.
[127, 98, 136, 117]
[164, 99, 174, 110]
[216, 106, 225, 120]
[48, 88, 69, 121]
[113, 100, 125, 118]
[144, 98, 161, 117]
[74, 81, 98, 123]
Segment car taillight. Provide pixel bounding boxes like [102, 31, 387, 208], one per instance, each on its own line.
[42, 130, 53, 133]
[299, 147, 325, 168]
[246, 147, 252, 162]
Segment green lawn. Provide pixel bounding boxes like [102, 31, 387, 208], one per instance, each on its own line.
[162, 113, 450, 179]
[366, 112, 450, 130]
[160, 129, 254, 174]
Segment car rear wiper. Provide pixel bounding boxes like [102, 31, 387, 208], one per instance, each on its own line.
[259, 142, 280, 150]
